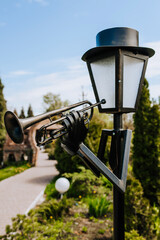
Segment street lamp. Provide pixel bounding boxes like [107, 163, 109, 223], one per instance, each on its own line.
[82, 27, 154, 240]
[82, 27, 154, 114]
[4, 26, 155, 240]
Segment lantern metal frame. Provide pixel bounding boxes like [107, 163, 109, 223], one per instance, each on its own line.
[85, 48, 149, 114]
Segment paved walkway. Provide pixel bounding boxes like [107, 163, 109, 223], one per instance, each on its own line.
[0, 150, 58, 235]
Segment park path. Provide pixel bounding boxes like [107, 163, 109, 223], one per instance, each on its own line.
[0, 150, 58, 235]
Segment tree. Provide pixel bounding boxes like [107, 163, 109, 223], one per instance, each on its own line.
[43, 93, 69, 112]
[27, 104, 34, 117]
[0, 78, 7, 148]
[132, 79, 160, 205]
[125, 175, 155, 238]
[13, 109, 18, 116]
[19, 107, 25, 119]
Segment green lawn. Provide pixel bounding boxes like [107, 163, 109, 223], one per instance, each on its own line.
[0, 163, 31, 181]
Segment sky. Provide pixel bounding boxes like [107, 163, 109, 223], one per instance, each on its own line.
[0, 0, 160, 115]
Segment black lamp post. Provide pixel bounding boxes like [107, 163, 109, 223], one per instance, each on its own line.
[82, 27, 154, 240]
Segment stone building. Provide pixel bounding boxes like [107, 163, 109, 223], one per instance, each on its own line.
[3, 125, 38, 165]
[3, 119, 60, 165]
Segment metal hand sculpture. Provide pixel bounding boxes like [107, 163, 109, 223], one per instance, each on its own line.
[60, 110, 132, 193]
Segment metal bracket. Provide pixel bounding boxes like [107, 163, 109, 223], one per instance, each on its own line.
[77, 129, 132, 193]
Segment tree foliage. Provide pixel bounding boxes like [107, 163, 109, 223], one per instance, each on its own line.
[19, 107, 25, 119]
[125, 175, 155, 239]
[27, 104, 34, 117]
[132, 78, 160, 205]
[43, 93, 69, 112]
[0, 78, 7, 148]
[13, 109, 18, 116]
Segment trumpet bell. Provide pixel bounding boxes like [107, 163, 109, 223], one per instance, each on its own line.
[4, 111, 24, 144]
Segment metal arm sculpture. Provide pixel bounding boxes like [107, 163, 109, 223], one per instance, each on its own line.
[4, 98, 131, 192]
[60, 109, 132, 192]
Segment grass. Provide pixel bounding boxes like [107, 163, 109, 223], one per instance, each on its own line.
[0, 162, 31, 181]
[88, 197, 111, 218]
[1, 198, 113, 240]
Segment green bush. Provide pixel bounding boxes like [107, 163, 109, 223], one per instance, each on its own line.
[54, 139, 83, 174]
[30, 197, 74, 221]
[98, 228, 106, 235]
[2, 215, 73, 240]
[63, 166, 111, 199]
[44, 175, 61, 199]
[125, 230, 146, 240]
[1, 197, 75, 240]
[82, 226, 88, 233]
[152, 204, 160, 238]
[132, 79, 160, 205]
[48, 146, 56, 159]
[125, 175, 155, 239]
[88, 197, 110, 218]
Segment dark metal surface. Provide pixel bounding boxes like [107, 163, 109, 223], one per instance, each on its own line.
[98, 128, 129, 172]
[85, 49, 149, 114]
[78, 127, 131, 193]
[113, 113, 123, 240]
[82, 27, 155, 61]
[96, 27, 139, 47]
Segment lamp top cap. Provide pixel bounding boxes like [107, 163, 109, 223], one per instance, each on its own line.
[82, 27, 155, 61]
[96, 27, 139, 47]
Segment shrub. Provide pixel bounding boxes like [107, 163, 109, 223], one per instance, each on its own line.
[151, 204, 160, 237]
[44, 175, 61, 199]
[125, 175, 155, 239]
[30, 197, 74, 221]
[48, 146, 56, 159]
[98, 228, 106, 235]
[1, 197, 74, 239]
[132, 79, 160, 205]
[54, 139, 83, 174]
[82, 226, 88, 233]
[63, 166, 111, 199]
[125, 230, 146, 240]
[2, 215, 73, 240]
[88, 197, 110, 218]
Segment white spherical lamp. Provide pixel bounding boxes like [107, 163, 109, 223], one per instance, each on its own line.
[55, 177, 70, 198]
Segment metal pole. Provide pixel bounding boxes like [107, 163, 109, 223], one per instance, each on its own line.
[113, 113, 124, 240]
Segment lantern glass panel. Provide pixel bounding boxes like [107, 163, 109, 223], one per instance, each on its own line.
[123, 55, 144, 108]
[90, 56, 115, 109]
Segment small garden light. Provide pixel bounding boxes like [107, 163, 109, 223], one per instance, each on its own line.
[55, 177, 70, 199]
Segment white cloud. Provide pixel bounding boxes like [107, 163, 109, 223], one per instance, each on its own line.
[149, 84, 160, 101]
[9, 70, 34, 77]
[27, 0, 49, 6]
[145, 41, 160, 79]
[143, 41, 160, 101]
[4, 60, 94, 115]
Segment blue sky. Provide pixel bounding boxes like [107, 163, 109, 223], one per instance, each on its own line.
[0, 0, 160, 115]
